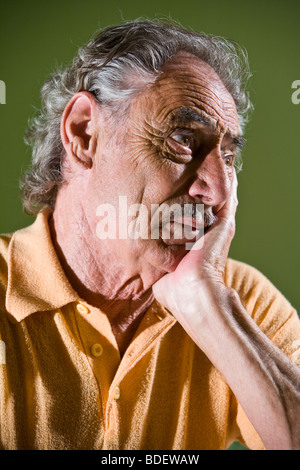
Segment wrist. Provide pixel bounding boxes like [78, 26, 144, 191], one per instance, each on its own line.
[170, 279, 237, 339]
[172, 276, 240, 347]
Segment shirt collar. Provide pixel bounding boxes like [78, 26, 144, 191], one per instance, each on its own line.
[5, 209, 173, 325]
[6, 209, 79, 322]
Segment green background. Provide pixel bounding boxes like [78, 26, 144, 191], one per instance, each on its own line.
[0, 0, 299, 451]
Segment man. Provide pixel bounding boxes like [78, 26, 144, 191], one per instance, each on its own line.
[0, 19, 300, 450]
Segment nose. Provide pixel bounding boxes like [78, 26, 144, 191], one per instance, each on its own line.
[187, 150, 229, 206]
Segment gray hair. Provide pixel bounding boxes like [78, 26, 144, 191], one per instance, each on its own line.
[21, 18, 253, 215]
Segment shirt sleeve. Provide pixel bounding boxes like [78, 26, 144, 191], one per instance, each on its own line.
[224, 259, 300, 450]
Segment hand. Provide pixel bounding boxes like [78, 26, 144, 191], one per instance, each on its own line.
[154, 172, 300, 450]
[152, 172, 239, 322]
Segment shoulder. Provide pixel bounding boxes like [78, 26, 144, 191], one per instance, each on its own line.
[225, 258, 278, 292]
[0, 233, 13, 314]
[0, 233, 17, 362]
[225, 258, 299, 341]
[224, 257, 294, 313]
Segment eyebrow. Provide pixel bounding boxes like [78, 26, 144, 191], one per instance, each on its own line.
[230, 135, 246, 149]
[172, 107, 212, 126]
[171, 106, 246, 150]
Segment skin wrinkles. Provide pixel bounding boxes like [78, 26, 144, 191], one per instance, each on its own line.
[52, 51, 241, 354]
[128, 58, 240, 184]
[130, 117, 235, 206]
[130, 122, 165, 167]
[49, 44, 300, 448]
[164, 85, 236, 131]
[170, 108, 245, 151]
[114, 51, 239, 264]
[151, 54, 240, 135]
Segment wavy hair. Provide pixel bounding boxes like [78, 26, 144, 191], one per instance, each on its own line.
[21, 18, 253, 214]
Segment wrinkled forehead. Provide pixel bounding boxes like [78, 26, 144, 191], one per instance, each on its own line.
[142, 51, 240, 136]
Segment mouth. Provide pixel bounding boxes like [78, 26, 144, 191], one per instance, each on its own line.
[148, 203, 216, 247]
[160, 217, 204, 246]
[172, 216, 206, 230]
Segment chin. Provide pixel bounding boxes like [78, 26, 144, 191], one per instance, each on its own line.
[145, 238, 188, 274]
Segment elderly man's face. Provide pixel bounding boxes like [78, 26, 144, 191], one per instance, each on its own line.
[86, 52, 241, 277]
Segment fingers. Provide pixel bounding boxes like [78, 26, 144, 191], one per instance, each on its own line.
[232, 170, 238, 207]
[214, 170, 238, 220]
[193, 171, 237, 254]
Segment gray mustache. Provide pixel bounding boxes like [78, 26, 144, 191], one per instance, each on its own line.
[151, 203, 217, 228]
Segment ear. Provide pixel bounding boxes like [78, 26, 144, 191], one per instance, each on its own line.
[61, 91, 99, 169]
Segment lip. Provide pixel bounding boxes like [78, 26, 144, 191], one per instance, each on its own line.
[171, 216, 205, 230]
[160, 219, 203, 246]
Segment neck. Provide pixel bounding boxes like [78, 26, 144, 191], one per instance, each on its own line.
[49, 190, 155, 355]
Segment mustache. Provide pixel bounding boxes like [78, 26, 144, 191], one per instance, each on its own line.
[151, 201, 217, 229]
[182, 204, 217, 228]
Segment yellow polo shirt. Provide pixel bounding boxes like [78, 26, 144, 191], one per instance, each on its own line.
[0, 210, 300, 450]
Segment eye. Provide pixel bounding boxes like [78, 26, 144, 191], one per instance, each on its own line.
[223, 153, 235, 167]
[171, 134, 193, 150]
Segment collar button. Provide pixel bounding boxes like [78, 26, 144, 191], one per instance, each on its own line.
[76, 303, 90, 315]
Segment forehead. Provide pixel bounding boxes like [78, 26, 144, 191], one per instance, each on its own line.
[140, 51, 240, 136]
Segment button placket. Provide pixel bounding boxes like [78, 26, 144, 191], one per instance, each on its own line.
[108, 306, 175, 402]
[73, 301, 122, 430]
[104, 305, 176, 435]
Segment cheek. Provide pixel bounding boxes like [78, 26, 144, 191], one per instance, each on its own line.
[124, 138, 183, 199]
[143, 156, 188, 204]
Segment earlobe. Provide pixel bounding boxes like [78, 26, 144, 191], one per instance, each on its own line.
[61, 92, 99, 169]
